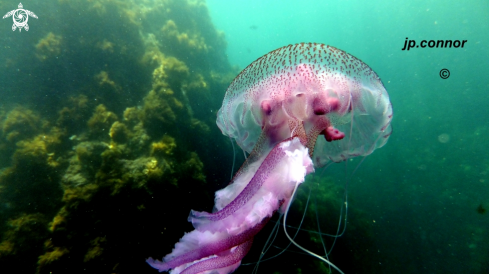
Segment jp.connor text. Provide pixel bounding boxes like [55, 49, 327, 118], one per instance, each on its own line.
[402, 38, 467, 51]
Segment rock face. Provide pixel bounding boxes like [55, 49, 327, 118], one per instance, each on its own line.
[0, 1, 237, 273]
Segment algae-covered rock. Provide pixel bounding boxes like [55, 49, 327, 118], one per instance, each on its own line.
[35, 32, 63, 61]
[37, 244, 69, 272]
[0, 0, 235, 273]
[95, 71, 122, 93]
[83, 237, 106, 262]
[0, 214, 50, 273]
[87, 104, 118, 139]
[161, 19, 209, 55]
[150, 135, 176, 157]
[181, 152, 206, 182]
[109, 121, 131, 144]
[56, 95, 92, 134]
[2, 106, 41, 143]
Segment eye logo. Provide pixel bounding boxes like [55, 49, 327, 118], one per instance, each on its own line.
[3, 3, 38, 32]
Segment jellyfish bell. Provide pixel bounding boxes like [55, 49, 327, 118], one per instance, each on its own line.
[147, 43, 392, 274]
[217, 43, 392, 166]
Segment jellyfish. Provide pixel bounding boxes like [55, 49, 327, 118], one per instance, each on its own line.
[147, 43, 393, 274]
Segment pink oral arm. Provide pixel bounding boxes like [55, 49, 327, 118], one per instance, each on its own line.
[188, 137, 291, 226]
[146, 218, 268, 272]
[149, 137, 313, 274]
[179, 240, 253, 274]
[324, 126, 345, 142]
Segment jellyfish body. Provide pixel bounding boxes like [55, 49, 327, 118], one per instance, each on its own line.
[147, 43, 392, 274]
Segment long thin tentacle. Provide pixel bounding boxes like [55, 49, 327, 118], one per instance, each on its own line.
[283, 181, 345, 274]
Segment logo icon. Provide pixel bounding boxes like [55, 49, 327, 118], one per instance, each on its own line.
[3, 3, 38, 32]
[439, 68, 450, 79]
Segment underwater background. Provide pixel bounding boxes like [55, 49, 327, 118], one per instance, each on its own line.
[0, 0, 487, 273]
